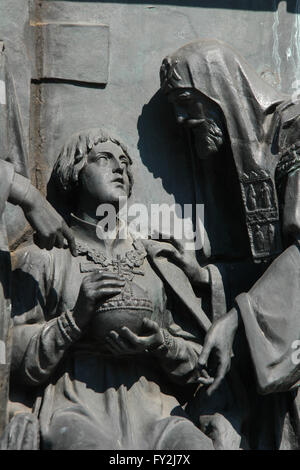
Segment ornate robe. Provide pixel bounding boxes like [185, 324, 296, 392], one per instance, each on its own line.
[11, 235, 215, 450]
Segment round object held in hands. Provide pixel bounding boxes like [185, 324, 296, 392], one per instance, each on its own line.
[90, 282, 153, 346]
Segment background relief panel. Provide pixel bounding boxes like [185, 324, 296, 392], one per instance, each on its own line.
[31, 22, 110, 84]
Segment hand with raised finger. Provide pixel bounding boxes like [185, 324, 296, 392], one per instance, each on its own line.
[19, 183, 77, 256]
[198, 308, 239, 395]
[71, 272, 126, 330]
[8, 172, 77, 256]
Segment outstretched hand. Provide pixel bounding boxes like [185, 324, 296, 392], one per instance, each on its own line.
[105, 318, 164, 355]
[197, 309, 239, 395]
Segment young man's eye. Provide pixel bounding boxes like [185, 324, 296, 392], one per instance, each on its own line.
[94, 153, 110, 162]
[120, 156, 129, 166]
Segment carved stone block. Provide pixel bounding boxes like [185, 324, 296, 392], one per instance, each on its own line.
[31, 22, 109, 84]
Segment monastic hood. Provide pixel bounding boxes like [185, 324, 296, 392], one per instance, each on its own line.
[160, 40, 290, 261]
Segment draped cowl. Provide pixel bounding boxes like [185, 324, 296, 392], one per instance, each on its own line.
[161, 39, 300, 262]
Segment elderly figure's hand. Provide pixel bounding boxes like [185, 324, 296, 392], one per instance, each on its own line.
[105, 318, 164, 355]
[197, 309, 239, 395]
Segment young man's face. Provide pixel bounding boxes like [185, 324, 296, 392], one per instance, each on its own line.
[79, 141, 131, 205]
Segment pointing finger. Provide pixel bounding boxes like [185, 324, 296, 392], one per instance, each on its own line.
[62, 223, 77, 257]
[198, 338, 213, 367]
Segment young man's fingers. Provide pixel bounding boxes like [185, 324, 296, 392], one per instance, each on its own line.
[105, 331, 128, 354]
[88, 285, 124, 303]
[119, 326, 143, 347]
[142, 318, 159, 333]
[92, 280, 125, 293]
[105, 337, 122, 355]
[94, 287, 123, 303]
[108, 331, 133, 352]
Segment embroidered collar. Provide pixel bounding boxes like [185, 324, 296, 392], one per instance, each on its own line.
[75, 237, 147, 280]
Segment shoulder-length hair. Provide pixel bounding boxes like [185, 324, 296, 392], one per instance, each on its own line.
[53, 128, 134, 197]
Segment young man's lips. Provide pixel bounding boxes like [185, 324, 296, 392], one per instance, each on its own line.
[111, 178, 124, 185]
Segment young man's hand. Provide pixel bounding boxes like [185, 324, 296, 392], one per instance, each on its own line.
[105, 318, 164, 355]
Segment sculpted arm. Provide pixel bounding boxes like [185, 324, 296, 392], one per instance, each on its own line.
[12, 249, 79, 386]
[105, 317, 204, 385]
[150, 324, 205, 384]
[0, 160, 77, 254]
[12, 250, 125, 386]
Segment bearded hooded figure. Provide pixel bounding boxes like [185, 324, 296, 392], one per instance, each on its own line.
[160, 39, 300, 449]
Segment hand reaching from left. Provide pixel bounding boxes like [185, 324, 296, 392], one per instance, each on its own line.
[9, 172, 77, 255]
[23, 187, 77, 255]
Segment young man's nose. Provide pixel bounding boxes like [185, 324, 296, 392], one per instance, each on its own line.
[112, 162, 124, 174]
